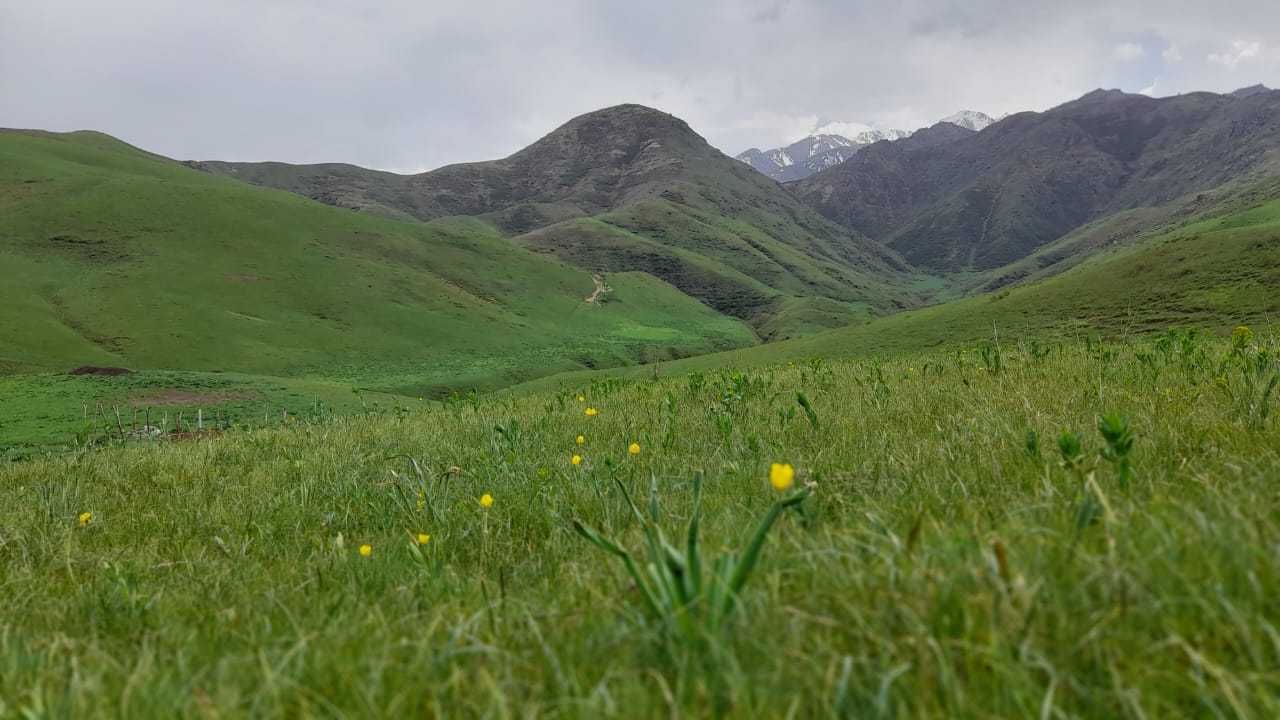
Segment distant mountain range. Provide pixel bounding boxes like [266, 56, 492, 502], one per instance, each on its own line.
[792, 86, 1280, 272]
[188, 87, 1280, 286]
[735, 111, 996, 182]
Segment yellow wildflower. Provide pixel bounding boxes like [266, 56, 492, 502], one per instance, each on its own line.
[480, 493, 494, 508]
[78, 511, 93, 527]
[416, 533, 431, 546]
[359, 544, 373, 558]
[572, 454, 583, 466]
[769, 463, 795, 492]
[1232, 325, 1254, 348]
[628, 442, 641, 456]
[576, 394, 586, 403]
[576, 434, 585, 445]
[585, 407, 598, 417]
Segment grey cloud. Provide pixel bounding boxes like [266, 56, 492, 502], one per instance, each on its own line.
[2, 0, 1277, 172]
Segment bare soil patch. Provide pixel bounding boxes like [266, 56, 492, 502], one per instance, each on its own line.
[69, 366, 134, 377]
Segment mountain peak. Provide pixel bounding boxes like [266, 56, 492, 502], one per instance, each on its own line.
[939, 110, 996, 132]
[526, 103, 707, 153]
[1078, 88, 1137, 103]
[1231, 84, 1272, 98]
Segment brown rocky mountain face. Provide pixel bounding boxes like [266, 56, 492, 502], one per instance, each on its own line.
[189, 105, 923, 337]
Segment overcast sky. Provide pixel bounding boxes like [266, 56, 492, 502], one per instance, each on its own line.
[3, 0, 1278, 172]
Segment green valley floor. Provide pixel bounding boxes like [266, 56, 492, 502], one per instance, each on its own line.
[2, 329, 1277, 717]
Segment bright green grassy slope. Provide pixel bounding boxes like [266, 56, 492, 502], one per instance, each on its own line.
[2, 332, 1278, 716]
[511, 196, 1280, 393]
[949, 174, 1280, 296]
[0, 130, 755, 434]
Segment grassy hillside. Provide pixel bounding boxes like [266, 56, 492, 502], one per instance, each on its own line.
[515, 203, 897, 340]
[0, 129, 762, 450]
[503, 193, 1280, 398]
[2, 330, 1277, 716]
[952, 174, 1280, 296]
[0, 129, 757, 440]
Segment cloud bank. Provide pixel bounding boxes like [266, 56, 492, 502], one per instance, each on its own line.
[2, 0, 1277, 171]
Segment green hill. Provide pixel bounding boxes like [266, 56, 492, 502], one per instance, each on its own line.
[0, 128, 755, 401]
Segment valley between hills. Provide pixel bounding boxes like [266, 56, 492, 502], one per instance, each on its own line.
[2, 86, 1279, 454]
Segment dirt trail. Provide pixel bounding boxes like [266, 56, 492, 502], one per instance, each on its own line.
[584, 273, 611, 303]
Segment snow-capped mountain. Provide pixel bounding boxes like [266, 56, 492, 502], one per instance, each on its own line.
[736, 127, 905, 182]
[938, 110, 996, 132]
[736, 110, 994, 182]
[812, 121, 913, 145]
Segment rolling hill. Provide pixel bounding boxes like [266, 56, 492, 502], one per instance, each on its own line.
[792, 86, 1280, 273]
[188, 105, 927, 338]
[0, 128, 757, 397]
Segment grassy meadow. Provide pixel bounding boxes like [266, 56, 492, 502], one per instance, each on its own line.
[2, 327, 1278, 717]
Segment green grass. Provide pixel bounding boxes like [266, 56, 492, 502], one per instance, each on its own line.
[2, 329, 1278, 716]
[0, 370, 407, 462]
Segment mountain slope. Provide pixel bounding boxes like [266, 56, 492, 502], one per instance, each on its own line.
[0, 128, 756, 393]
[939, 110, 996, 131]
[510, 192, 1280, 394]
[793, 88, 1280, 272]
[190, 105, 927, 338]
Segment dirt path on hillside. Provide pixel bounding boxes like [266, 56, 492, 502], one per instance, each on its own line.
[584, 273, 611, 303]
